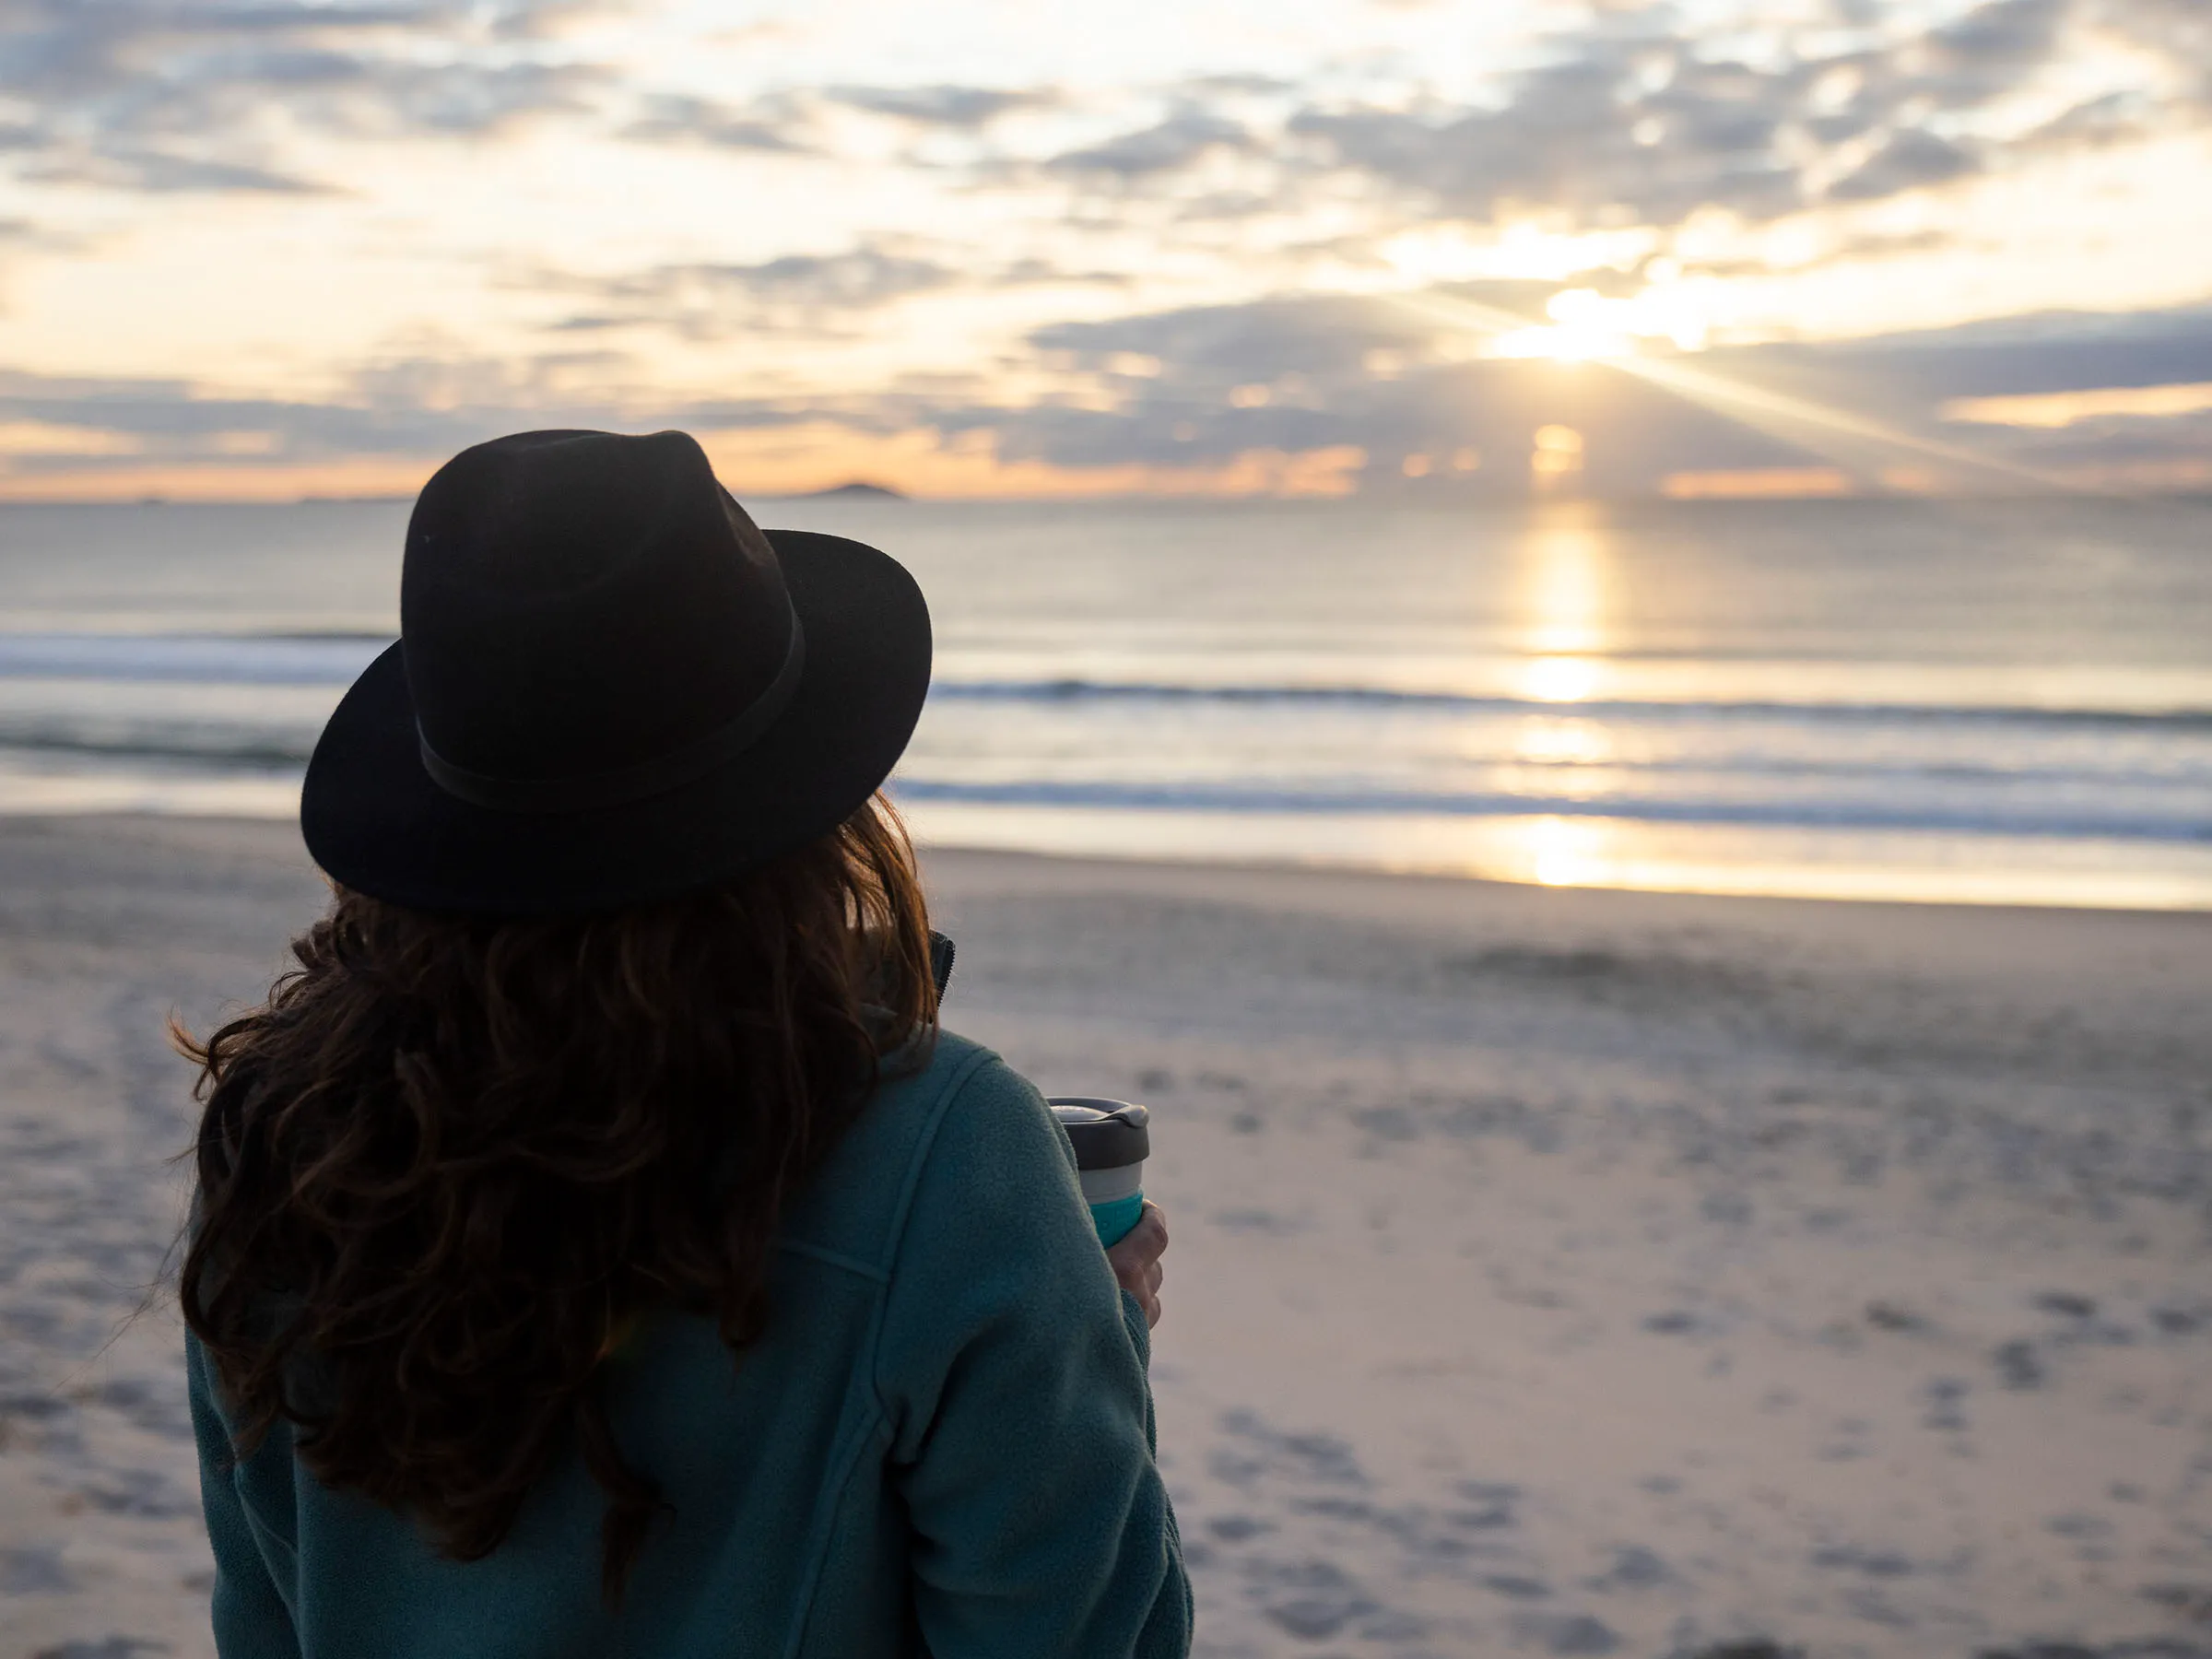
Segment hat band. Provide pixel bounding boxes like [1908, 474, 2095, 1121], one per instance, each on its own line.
[416, 610, 807, 815]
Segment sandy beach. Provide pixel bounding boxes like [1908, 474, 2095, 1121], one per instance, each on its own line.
[2, 814, 2208, 1659]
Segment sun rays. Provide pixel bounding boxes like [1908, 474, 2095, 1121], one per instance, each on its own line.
[1387, 286, 2108, 497]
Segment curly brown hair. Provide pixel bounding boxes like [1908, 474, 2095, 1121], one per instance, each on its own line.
[177, 794, 936, 1598]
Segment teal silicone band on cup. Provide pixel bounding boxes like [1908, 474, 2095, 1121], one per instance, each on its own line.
[1077, 1161, 1146, 1246]
[1088, 1192, 1145, 1247]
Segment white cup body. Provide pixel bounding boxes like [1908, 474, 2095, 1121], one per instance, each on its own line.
[1077, 1161, 1145, 1206]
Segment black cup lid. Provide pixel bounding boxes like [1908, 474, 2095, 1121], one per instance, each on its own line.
[1047, 1098, 1150, 1170]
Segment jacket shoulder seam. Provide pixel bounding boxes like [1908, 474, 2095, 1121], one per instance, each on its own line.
[859, 1043, 1002, 1428]
[869, 1042, 999, 1277]
[784, 1048, 994, 1659]
[773, 1238, 891, 1284]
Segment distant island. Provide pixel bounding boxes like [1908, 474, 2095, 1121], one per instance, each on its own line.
[772, 481, 909, 500]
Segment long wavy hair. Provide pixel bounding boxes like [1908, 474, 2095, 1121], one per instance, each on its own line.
[177, 794, 935, 1598]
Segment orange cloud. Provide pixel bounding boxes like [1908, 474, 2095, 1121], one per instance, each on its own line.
[2048, 457, 2212, 491]
[0, 427, 1375, 503]
[696, 423, 1369, 500]
[1660, 466, 1854, 500]
[0, 455, 441, 502]
[1942, 383, 2212, 428]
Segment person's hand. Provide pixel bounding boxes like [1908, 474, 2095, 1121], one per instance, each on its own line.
[1105, 1201, 1168, 1329]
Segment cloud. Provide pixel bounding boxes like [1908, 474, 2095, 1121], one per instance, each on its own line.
[0, 348, 816, 485]
[0, 368, 477, 467]
[992, 290, 2212, 490]
[1733, 303, 2212, 403]
[1942, 382, 2212, 425]
[1043, 112, 1253, 181]
[552, 246, 959, 339]
[20, 148, 329, 194]
[5, 291, 2210, 499]
[542, 242, 1130, 341]
[824, 84, 1056, 127]
[619, 82, 1063, 158]
[1009, 293, 1810, 485]
[650, 250, 955, 309]
[619, 91, 815, 152]
[1033, 295, 1432, 379]
[1097, 0, 2208, 231]
[1825, 127, 1980, 200]
[2102, 0, 2212, 91]
[1281, 41, 1923, 224]
[0, 0, 613, 192]
[1927, 0, 2071, 71]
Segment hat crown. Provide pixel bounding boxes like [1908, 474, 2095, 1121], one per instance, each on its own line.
[401, 430, 796, 792]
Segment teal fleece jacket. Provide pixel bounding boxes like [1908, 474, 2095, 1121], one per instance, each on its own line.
[186, 1033, 1193, 1659]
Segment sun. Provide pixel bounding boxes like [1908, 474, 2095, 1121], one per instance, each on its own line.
[1490, 288, 1640, 363]
[1492, 324, 1639, 362]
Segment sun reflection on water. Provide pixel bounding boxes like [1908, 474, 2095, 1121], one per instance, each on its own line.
[1511, 716, 1615, 767]
[1521, 653, 1602, 702]
[1513, 503, 1617, 712]
[1524, 816, 1608, 887]
[1516, 503, 1612, 656]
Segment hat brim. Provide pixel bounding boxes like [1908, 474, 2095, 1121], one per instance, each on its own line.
[301, 529, 931, 914]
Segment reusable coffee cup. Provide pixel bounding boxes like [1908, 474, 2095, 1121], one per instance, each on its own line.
[1047, 1098, 1151, 1248]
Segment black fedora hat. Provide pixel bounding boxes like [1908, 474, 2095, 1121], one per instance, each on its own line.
[301, 429, 931, 914]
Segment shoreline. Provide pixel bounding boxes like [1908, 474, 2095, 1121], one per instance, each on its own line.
[3, 814, 2208, 1658]
[7, 806, 2212, 922]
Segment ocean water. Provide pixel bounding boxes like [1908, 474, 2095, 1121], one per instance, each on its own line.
[2, 494, 2208, 910]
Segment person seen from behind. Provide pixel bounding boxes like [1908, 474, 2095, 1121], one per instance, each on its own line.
[175, 429, 1189, 1657]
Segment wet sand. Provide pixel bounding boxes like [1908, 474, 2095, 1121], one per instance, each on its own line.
[2, 815, 2208, 1659]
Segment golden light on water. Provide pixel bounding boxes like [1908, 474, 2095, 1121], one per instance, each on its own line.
[1515, 502, 1612, 660]
[1512, 716, 1616, 768]
[900, 803, 2212, 912]
[1522, 654, 1603, 702]
[1507, 508, 1618, 830]
[1526, 817, 1607, 888]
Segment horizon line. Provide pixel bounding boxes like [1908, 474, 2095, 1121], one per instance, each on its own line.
[5, 484, 2209, 509]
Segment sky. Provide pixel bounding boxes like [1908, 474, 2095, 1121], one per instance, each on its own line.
[0, 0, 2208, 500]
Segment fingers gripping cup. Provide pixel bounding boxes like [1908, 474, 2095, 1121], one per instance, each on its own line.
[1047, 1098, 1150, 1248]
